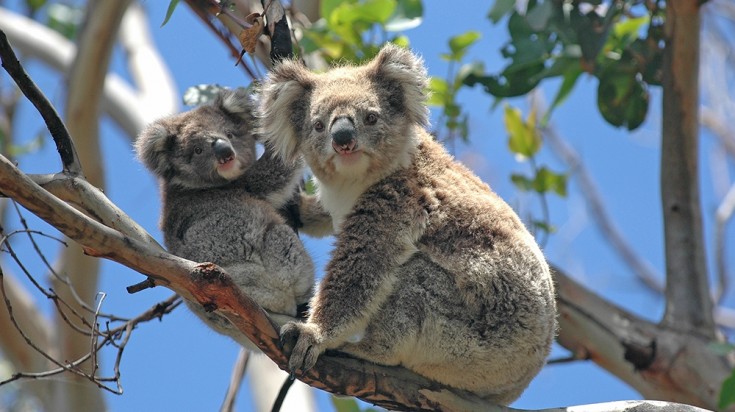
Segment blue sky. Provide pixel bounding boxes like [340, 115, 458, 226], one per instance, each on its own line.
[2, 1, 734, 411]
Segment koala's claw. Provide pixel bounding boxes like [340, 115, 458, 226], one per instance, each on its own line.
[280, 321, 323, 374]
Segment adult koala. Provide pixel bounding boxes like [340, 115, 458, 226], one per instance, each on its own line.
[257, 45, 557, 404]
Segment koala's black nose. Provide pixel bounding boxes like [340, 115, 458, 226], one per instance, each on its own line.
[212, 138, 235, 161]
[330, 117, 356, 147]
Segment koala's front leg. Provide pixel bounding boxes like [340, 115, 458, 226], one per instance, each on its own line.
[297, 192, 333, 238]
[241, 148, 304, 208]
[281, 178, 427, 373]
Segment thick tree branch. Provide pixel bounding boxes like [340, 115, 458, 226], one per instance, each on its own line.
[119, 2, 178, 127]
[28, 174, 162, 250]
[660, 1, 714, 338]
[554, 266, 732, 411]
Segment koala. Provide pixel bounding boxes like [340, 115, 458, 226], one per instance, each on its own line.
[257, 45, 557, 405]
[135, 89, 315, 350]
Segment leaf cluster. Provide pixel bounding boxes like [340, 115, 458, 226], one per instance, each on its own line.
[469, 0, 664, 130]
[300, 0, 422, 63]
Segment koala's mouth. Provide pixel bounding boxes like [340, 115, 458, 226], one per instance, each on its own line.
[331, 140, 360, 156]
[217, 155, 235, 166]
[216, 156, 243, 180]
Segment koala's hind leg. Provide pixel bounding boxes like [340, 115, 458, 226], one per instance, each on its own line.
[261, 223, 315, 309]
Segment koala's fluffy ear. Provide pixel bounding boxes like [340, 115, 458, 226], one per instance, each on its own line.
[368, 44, 430, 127]
[215, 88, 255, 124]
[258, 60, 315, 162]
[135, 121, 176, 180]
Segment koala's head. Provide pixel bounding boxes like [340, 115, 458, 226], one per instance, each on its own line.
[258, 44, 429, 184]
[135, 89, 257, 189]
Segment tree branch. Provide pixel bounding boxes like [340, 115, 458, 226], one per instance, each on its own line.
[553, 266, 732, 410]
[0, 7, 176, 138]
[543, 126, 664, 292]
[0, 30, 80, 174]
[660, 1, 714, 338]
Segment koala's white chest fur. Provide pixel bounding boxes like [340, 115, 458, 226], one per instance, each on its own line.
[316, 178, 371, 232]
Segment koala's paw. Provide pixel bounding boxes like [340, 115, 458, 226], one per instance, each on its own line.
[280, 321, 324, 373]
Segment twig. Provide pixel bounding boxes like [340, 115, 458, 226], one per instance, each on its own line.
[220, 348, 250, 412]
[183, 0, 258, 79]
[714, 183, 735, 305]
[542, 126, 664, 292]
[271, 374, 295, 412]
[0, 30, 81, 175]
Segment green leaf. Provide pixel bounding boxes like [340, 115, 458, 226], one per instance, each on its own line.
[487, 0, 515, 24]
[455, 61, 485, 85]
[511, 173, 534, 191]
[357, 0, 397, 24]
[533, 220, 557, 234]
[426, 77, 449, 107]
[304, 177, 318, 195]
[390, 34, 411, 48]
[331, 396, 361, 412]
[47, 3, 84, 39]
[526, 1, 553, 31]
[330, 396, 380, 412]
[719, 370, 735, 410]
[612, 15, 649, 40]
[25, 0, 46, 13]
[542, 63, 582, 125]
[708, 342, 735, 356]
[504, 105, 541, 158]
[161, 0, 180, 27]
[447, 31, 481, 61]
[321, 0, 353, 22]
[597, 69, 649, 130]
[9, 130, 45, 157]
[182, 84, 227, 107]
[533, 167, 567, 196]
[385, 0, 423, 31]
[465, 62, 545, 98]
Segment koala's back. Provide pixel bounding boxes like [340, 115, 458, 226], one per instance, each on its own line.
[162, 184, 276, 265]
[336, 133, 556, 403]
[162, 182, 314, 325]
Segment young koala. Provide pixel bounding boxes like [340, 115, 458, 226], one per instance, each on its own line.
[258, 45, 557, 404]
[135, 89, 314, 349]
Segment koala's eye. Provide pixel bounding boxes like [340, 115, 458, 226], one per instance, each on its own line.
[313, 120, 325, 132]
[365, 113, 378, 125]
[194, 147, 203, 155]
[226, 132, 234, 140]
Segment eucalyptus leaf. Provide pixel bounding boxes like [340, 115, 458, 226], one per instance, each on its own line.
[504, 105, 541, 157]
[719, 370, 735, 410]
[488, 0, 516, 24]
[385, 0, 423, 31]
[448, 31, 481, 61]
[161, 0, 180, 27]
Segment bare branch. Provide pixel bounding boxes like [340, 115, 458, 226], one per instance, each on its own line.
[0, 7, 175, 138]
[29, 173, 162, 250]
[220, 349, 249, 412]
[715, 183, 735, 305]
[0, 30, 81, 174]
[543, 126, 664, 292]
[118, 2, 178, 126]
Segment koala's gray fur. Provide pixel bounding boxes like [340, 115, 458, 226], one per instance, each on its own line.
[257, 45, 557, 404]
[135, 89, 315, 349]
